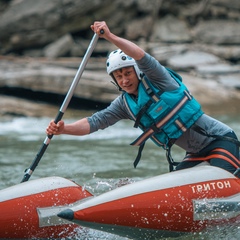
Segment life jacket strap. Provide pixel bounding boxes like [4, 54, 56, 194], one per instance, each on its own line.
[142, 77, 163, 102]
[133, 77, 164, 128]
[166, 144, 180, 172]
[134, 99, 153, 128]
[233, 168, 240, 177]
[133, 142, 145, 168]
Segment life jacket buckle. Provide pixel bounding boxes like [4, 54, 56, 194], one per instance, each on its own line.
[146, 87, 153, 95]
[150, 124, 161, 133]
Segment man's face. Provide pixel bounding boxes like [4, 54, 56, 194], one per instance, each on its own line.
[112, 66, 139, 95]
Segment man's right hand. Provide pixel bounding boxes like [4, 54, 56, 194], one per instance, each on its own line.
[46, 120, 65, 135]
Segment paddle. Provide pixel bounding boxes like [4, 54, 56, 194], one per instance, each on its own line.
[21, 31, 102, 182]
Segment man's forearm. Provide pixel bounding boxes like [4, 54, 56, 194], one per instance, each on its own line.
[105, 33, 145, 60]
[63, 118, 90, 136]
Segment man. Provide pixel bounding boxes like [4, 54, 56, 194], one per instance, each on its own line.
[46, 21, 240, 176]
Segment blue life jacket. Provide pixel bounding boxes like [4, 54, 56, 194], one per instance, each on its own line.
[123, 68, 204, 151]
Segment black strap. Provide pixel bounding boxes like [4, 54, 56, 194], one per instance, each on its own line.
[134, 100, 152, 128]
[142, 77, 163, 101]
[233, 168, 240, 177]
[166, 144, 180, 172]
[133, 143, 145, 168]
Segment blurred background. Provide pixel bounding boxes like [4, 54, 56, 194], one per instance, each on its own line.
[0, 0, 239, 116]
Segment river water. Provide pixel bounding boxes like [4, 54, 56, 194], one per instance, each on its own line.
[0, 111, 240, 239]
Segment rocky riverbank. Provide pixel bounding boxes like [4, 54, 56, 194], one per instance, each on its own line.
[0, 0, 239, 117]
[0, 53, 239, 118]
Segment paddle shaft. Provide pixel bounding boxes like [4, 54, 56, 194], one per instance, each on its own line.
[21, 33, 100, 182]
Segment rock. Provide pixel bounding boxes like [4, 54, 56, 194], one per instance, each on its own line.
[150, 43, 240, 65]
[193, 20, 240, 45]
[43, 34, 74, 58]
[198, 45, 240, 62]
[180, 72, 236, 105]
[209, 0, 240, 19]
[0, 57, 118, 104]
[1, 69, 240, 118]
[151, 15, 192, 43]
[179, 72, 240, 115]
[0, 0, 113, 54]
[0, 95, 59, 118]
[0, 0, 62, 53]
[70, 39, 116, 58]
[196, 63, 240, 75]
[0, 0, 239, 57]
[0, 0, 161, 54]
[196, 63, 240, 90]
[167, 51, 220, 69]
[150, 44, 188, 64]
[218, 74, 240, 90]
[126, 16, 154, 40]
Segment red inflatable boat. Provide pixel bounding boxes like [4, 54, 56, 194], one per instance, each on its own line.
[0, 176, 92, 239]
[1, 165, 239, 239]
[58, 165, 240, 239]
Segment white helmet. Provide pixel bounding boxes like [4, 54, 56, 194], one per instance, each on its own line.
[106, 49, 143, 80]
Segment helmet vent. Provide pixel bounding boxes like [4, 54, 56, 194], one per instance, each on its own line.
[106, 49, 143, 80]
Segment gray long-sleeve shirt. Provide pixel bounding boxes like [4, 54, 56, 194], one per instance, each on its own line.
[88, 53, 232, 153]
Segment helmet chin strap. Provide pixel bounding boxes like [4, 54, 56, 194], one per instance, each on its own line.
[110, 73, 122, 91]
[111, 80, 122, 91]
